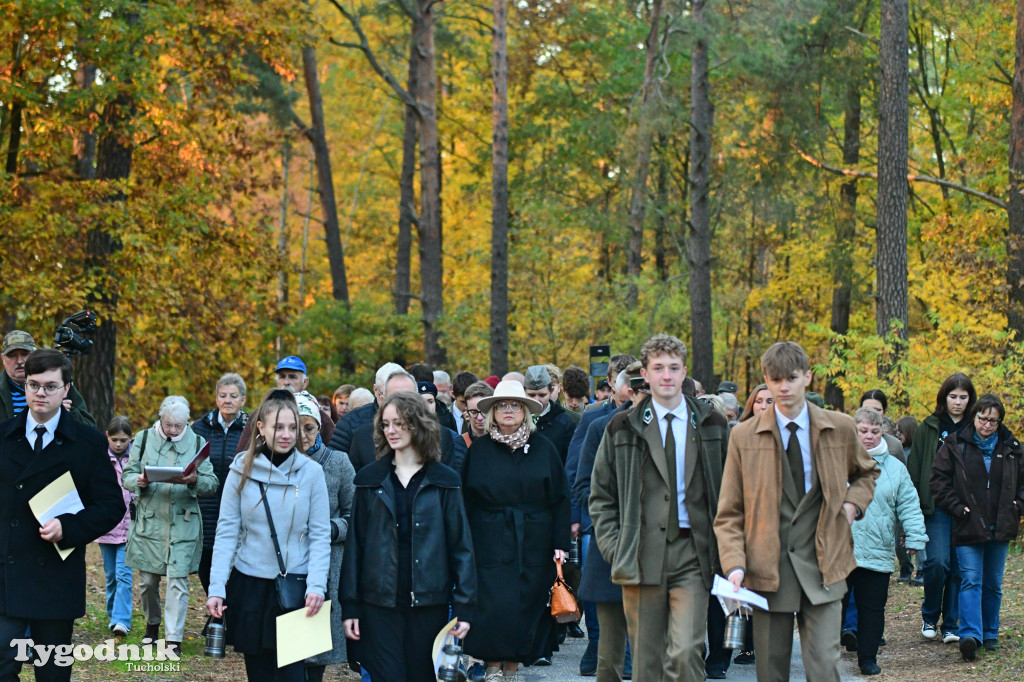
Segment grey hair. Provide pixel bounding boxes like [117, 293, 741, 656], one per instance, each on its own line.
[614, 370, 630, 392]
[216, 372, 247, 397]
[159, 395, 191, 423]
[720, 393, 740, 412]
[853, 407, 885, 428]
[348, 387, 374, 410]
[701, 394, 728, 418]
[433, 370, 451, 386]
[384, 370, 417, 394]
[374, 362, 405, 390]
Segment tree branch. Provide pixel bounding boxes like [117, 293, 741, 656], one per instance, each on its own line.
[326, 0, 423, 116]
[844, 25, 879, 46]
[794, 145, 1008, 210]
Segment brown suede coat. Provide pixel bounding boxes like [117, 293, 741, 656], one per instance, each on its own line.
[714, 403, 878, 592]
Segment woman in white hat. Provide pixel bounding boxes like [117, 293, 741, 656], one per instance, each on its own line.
[460, 380, 572, 681]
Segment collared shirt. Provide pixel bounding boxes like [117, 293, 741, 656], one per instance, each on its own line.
[26, 410, 61, 451]
[216, 411, 232, 434]
[452, 404, 464, 434]
[650, 397, 691, 528]
[775, 401, 812, 495]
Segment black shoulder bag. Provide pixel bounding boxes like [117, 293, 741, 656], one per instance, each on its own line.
[257, 481, 307, 611]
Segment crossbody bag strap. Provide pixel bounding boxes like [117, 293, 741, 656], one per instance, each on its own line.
[258, 481, 287, 576]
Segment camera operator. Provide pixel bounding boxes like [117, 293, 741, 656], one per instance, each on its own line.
[0, 331, 95, 427]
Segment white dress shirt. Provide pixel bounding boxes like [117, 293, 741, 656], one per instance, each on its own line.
[26, 411, 61, 451]
[650, 397, 691, 528]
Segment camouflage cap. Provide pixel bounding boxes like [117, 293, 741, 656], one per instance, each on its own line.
[2, 330, 36, 356]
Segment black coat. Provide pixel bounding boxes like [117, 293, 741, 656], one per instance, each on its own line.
[0, 410, 125, 619]
[340, 457, 476, 620]
[460, 432, 572, 663]
[329, 401, 377, 454]
[931, 424, 1024, 546]
[191, 409, 248, 550]
[535, 402, 576, 465]
[565, 401, 616, 525]
[347, 421, 467, 475]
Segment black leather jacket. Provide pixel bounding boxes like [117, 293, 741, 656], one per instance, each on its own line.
[340, 456, 476, 621]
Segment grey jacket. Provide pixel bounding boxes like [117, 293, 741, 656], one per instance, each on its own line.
[208, 449, 331, 600]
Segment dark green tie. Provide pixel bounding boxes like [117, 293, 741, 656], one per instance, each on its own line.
[786, 422, 804, 500]
[665, 414, 679, 541]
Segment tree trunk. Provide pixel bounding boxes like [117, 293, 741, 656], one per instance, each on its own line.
[276, 138, 291, 356]
[414, 0, 445, 365]
[395, 40, 419, 316]
[489, 0, 510, 376]
[74, 62, 97, 179]
[876, 0, 910, 384]
[825, 37, 863, 411]
[1009, 0, 1024, 338]
[75, 9, 140, 428]
[655, 134, 669, 281]
[301, 43, 350, 307]
[687, 0, 714, 389]
[624, 0, 664, 307]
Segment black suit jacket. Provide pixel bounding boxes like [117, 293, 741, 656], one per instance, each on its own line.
[0, 410, 125, 619]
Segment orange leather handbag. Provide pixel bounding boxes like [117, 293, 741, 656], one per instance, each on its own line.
[549, 558, 582, 623]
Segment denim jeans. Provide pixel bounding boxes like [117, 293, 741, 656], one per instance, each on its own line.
[581, 533, 599, 642]
[922, 511, 959, 634]
[99, 542, 133, 630]
[955, 541, 1009, 642]
[843, 586, 858, 631]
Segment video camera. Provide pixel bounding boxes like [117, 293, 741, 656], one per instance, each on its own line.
[54, 310, 97, 356]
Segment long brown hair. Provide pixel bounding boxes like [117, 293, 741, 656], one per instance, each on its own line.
[373, 392, 441, 464]
[237, 389, 299, 491]
[739, 384, 770, 422]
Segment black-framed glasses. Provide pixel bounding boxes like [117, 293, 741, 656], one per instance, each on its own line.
[496, 401, 523, 413]
[465, 409, 484, 419]
[976, 416, 1001, 426]
[24, 381, 66, 396]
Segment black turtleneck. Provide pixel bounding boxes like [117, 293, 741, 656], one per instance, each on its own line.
[259, 443, 292, 468]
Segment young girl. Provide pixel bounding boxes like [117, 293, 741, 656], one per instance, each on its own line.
[94, 416, 135, 637]
[207, 389, 331, 682]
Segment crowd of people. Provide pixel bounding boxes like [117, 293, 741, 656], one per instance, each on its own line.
[0, 326, 1021, 682]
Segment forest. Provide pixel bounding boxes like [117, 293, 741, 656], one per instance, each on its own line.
[2, 0, 1023, 429]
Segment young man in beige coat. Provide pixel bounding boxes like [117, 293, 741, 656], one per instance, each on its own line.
[714, 341, 878, 681]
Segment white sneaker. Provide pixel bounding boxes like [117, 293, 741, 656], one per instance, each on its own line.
[922, 622, 938, 639]
[943, 632, 961, 644]
[484, 667, 503, 682]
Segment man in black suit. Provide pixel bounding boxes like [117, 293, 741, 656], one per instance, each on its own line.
[0, 349, 125, 680]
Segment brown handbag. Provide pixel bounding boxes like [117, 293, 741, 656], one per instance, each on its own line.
[549, 558, 582, 623]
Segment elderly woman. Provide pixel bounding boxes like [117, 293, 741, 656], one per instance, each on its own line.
[461, 381, 572, 681]
[931, 394, 1024, 661]
[122, 395, 218, 655]
[191, 372, 249, 595]
[295, 391, 356, 682]
[842, 408, 928, 676]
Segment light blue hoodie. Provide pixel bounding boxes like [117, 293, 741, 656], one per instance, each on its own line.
[851, 442, 929, 573]
[208, 449, 331, 600]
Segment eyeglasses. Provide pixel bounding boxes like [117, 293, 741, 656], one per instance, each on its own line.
[976, 416, 1001, 426]
[380, 420, 407, 432]
[465, 409, 484, 419]
[496, 402, 523, 413]
[24, 381, 66, 396]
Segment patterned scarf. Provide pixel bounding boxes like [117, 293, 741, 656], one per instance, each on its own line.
[489, 421, 531, 451]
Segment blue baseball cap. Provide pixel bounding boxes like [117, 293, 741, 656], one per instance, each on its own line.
[275, 356, 307, 374]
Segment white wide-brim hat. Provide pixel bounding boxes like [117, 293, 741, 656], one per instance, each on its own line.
[477, 380, 543, 415]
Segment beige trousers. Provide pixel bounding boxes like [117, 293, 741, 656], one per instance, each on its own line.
[137, 571, 190, 642]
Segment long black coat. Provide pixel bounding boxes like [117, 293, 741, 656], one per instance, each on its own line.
[461, 431, 571, 663]
[0, 410, 125, 619]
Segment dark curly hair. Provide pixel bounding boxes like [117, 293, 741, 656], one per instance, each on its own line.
[373, 392, 441, 463]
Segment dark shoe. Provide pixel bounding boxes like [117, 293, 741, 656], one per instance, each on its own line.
[909, 575, 924, 587]
[467, 662, 486, 682]
[556, 623, 567, 645]
[879, 637, 887, 647]
[579, 640, 598, 676]
[897, 568, 913, 583]
[960, 636, 978, 661]
[533, 657, 551, 666]
[706, 667, 727, 679]
[733, 650, 755, 665]
[166, 641, 181, 658]
[984, 638, 1000, 652]
[859, 660, 881, 675]
[568, 622, 585, 638]
[142, 623, 159, 644]
[841, 629, 858, 652]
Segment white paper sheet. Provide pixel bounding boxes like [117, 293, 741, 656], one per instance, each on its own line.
[275, 600, 333, 667]
[712, 573, 769, 614]
[28, 471, 83, 560]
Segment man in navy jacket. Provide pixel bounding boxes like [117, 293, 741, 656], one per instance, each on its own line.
[0, 349, 124, 680]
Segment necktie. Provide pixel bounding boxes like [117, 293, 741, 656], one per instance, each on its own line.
[665, 413, 679, 541]
[786, 422, 804, 500]
[33, 425, 47, 454]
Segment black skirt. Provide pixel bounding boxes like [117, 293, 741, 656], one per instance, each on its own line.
[224, 568, 286, 655]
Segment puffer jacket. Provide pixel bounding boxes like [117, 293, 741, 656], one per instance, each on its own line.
[191, 409, 248, 550]
[208, 448, 331, 600]
[340, 456, 476, 621]
[94, 445, 134, 544]
[931, 423, 1024, 546]
[852, 445, 928, 573]
[122, 425, 218, 577]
